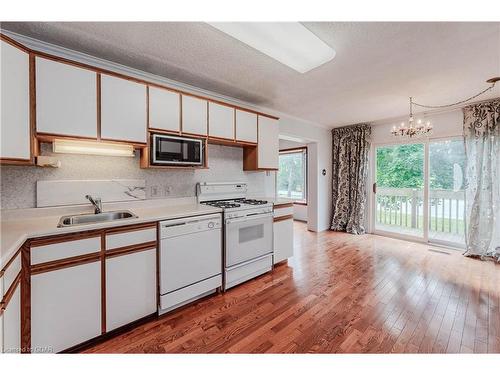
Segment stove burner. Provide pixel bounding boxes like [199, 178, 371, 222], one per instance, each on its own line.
[234, 199, 268, 205]
[204, 201, 241, 208]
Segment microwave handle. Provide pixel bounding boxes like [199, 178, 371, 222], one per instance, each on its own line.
[225, 212, 273, 225]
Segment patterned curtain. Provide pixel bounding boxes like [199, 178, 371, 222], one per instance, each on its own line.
[463, 99, 500, 261]
[331, 124, 371, 234]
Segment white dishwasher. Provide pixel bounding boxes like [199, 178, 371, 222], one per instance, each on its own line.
[159, 213, 222, 314]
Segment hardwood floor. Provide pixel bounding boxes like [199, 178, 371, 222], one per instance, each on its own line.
[83, 221, 500, 354]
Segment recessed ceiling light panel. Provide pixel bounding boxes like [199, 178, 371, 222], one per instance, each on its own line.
[208, 22, 336, 73]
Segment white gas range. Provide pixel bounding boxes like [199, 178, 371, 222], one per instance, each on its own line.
[197, 182, 274, 290]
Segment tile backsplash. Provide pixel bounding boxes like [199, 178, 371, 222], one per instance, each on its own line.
[0, 143, 275, 210]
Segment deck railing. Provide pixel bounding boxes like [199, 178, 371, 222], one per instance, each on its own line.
[376, 187, 465, 236]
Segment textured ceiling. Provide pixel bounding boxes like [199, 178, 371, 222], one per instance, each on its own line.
[2, 22, 499, 128]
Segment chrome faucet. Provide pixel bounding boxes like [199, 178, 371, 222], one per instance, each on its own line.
[85, 195, 103, 214]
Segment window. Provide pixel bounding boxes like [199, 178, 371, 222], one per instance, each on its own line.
[277, 147, 307, 203]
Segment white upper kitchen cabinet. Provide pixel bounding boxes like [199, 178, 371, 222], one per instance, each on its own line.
[106, 249, 157, 331]
[209, 102, 234, 140]
[181, 95, 207, 135]
[101, 74, 147, 143]
[148, 86, 180, 132]
[31, 261, 101, 353]
[235, 110, 257, 143]
[0, 39, 30, 160]
[36, 57, 97, 138]
[257, 116, 279, 169]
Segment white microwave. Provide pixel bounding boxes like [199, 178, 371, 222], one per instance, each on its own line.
[151, 134, 203, 166]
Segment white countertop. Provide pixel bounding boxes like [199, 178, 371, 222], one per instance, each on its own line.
[0, 199, 222, 268]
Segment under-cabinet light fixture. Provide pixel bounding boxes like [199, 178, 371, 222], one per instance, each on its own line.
[208, 22, 336, 73]
[52, 139, 135, 157]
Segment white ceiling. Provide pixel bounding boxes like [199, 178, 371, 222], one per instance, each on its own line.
[2, 22, 499, 128]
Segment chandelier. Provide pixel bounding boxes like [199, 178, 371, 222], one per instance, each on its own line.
[391, 77, 499, 139]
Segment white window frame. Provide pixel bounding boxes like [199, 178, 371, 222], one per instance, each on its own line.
[277, 147, 307, 204]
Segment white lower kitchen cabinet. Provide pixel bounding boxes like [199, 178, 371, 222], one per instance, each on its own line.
[105, 248, 157, 331]
[31, 261, 101, 353]
[273, 218, 294, 264]
[2, 284, 21, 353]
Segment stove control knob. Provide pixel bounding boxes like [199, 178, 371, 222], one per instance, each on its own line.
[208, 222, 215, 229]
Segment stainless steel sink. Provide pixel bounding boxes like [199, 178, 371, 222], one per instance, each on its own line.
[57, 210, 138, 228]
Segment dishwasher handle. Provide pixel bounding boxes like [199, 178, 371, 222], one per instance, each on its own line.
[160, 213, 222, 238]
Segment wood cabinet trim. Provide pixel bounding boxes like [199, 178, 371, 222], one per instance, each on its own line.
[0, 33, 31, 53]
[30, 232, 102, 248]
[274, 202, 294, 209]
[100, 234, 106, 334]
[103, 222, 157, 235]
[148, 128, 181, 136]
[0, 248, 21, 281]
[0, 271, 21, 312]
[36, 133, 147, 149]
[20, 243, 31, 353]
[105, 242, 157, 259]
[29, 53, 36, 162]
[273, 214, 294, 223]
[96, 73, 102, 140]
[30, 252, 101, 274]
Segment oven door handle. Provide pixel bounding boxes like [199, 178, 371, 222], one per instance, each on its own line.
[225, 212, 273, 225]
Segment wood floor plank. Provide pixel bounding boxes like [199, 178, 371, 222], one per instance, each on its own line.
[82, 222, 500, 354]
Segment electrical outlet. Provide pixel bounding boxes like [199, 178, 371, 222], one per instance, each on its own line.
[150, 185, 161, 198]
[163, 185, 172, 196]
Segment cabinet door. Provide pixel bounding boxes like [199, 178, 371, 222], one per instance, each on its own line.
[101, 74, 147, 143]
[273, 218, 294, 264]
[181, 95, 207, 135]
[106, 249, 156, 331]
[36, 57, 97, 138]
[148, 86, 180, 132]
[209, 102, 234, 140]
[0, 40, 30, 160]
[31, 261, 101, 353]
[257, 116, 279, 169]
[2, 283, 20, 353]
[235, 110, 257, 143]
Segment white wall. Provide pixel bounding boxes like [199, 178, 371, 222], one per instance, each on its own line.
[279, 116, 332, 232]
[279, 139, 306, 150]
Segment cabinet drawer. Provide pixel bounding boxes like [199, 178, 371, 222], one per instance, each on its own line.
[2, 251, 21, 295]
[31, 236, 101, 265]
[274, 205, 293, 218]
[106, 227, 156, 251]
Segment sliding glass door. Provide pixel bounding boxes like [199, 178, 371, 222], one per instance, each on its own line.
[373, 137, 465, 248]
[374, 143, 425, 239]
[428, 139, 466, 247]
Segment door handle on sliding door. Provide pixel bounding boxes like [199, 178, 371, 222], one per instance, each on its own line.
[373, 183, 377, 194]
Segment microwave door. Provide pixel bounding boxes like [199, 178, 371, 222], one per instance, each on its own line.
[152, 134, 203, 165]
